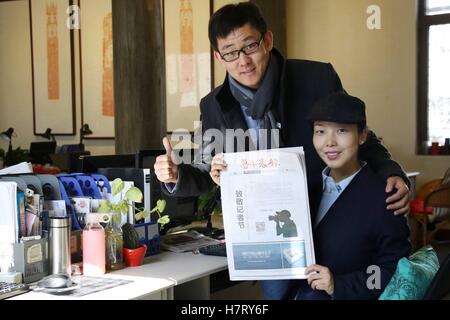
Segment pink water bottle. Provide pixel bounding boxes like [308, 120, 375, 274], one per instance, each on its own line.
[82, 213, 110, 276]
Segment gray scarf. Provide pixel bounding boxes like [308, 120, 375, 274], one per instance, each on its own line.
[228, 53, 280, 131]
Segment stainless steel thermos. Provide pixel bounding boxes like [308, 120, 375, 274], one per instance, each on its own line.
[49, 217, 71, 276]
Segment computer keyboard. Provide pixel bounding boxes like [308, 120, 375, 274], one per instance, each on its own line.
[198, 242, 227, 257]
[0, 282, 29, 300]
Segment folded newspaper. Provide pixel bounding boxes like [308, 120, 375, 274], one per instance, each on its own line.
[220, 147, 315, 281]
[161, 230, 220, 253]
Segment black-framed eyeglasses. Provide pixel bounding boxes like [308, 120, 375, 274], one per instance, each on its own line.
[219, 35, 264, 62]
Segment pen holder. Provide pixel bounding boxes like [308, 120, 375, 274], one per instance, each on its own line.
[133, 222, 161, 257]
[13, 238, 48, 284]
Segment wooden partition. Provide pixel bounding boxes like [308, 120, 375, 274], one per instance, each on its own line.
[112, 0, 166, 154]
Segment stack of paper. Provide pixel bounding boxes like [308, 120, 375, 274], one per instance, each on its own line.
[0, 162, 32, 175]
[0, 182, 18, 272]
[0, 182, 18, 243]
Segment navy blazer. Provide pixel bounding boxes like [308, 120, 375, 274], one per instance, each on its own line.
[295, 165, 411, 300]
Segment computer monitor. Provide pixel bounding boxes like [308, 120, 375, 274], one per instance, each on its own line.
[134, 149, 164, 168]
[96, 167, 151, 221]
[29, 141, 57, 164]
[135, 149, 199, 234]
[134, 148, 196, 168]
[77, 154, 136, 173]
[59, 144, 85, 154]
[77, 154, 150, 223]
[50, 151, 90, 173]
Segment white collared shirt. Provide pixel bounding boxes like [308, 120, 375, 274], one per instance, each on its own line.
[239, 104, 260, 148]
[314, 162, 367, 228]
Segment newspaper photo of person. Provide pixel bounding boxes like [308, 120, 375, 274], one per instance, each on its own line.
[269, 210, 298, 238]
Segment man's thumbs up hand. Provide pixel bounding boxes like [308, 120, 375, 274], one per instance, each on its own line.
[154, 137, 179, 184]
[163, 136, 173, 156]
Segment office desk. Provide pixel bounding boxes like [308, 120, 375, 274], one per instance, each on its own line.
[113, 251, 228, 300]
[10, 251, 227, 300]
[9, 273, 174, 300]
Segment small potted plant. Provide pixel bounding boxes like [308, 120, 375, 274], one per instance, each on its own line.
[96, 178, 170, 267]
[121, 222, 147, 267]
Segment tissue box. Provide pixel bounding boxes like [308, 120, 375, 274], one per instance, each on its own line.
[13, 238, 48, 284]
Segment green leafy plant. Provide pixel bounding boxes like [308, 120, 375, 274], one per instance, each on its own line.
[144, 198, 170, 227]
[197, 186, 222, 216]
[97, 178, 170, 229]
[3, 147, 29, 167]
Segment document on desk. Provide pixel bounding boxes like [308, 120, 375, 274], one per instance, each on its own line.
[221, 147, 315, 280]
[0, 162, 33, 175]
[161, 230, 220, 253]
[0, 182, 19, 244]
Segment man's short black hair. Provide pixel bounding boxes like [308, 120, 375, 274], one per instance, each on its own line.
[208, 2, 267, 51]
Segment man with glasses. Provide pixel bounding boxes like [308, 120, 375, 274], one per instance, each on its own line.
[154, 2, 410, 299]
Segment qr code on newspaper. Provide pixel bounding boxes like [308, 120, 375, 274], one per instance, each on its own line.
[255, 221, 265, 232]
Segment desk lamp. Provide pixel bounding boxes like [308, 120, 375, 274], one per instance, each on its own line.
[40, 128, 56, 141]
[79, 123, 93, 148]
[1, 127, 15, 166]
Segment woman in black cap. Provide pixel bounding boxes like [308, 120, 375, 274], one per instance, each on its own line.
[293, 92, 411, 300]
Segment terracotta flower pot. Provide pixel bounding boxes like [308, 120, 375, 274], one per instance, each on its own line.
[123, 244, 147, 267]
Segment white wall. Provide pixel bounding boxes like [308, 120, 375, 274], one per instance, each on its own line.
[0, 0, 114, 157]
[286, 0, 448, 187]
[0, 1, 34, 150]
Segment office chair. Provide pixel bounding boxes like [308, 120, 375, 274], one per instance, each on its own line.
[426, 183, 450, 245]
[410, 180, 440, 247]
[410, 176, 450, 247]
[423, 253, 450, 300]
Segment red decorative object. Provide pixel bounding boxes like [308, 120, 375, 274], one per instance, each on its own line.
[32, 164, 61, 174]
[410, 199, 433, 214]
[431, 142, 439, 155]
[123, 244, 147, 267]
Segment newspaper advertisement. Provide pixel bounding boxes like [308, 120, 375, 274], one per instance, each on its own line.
[221, 147, 315, 280]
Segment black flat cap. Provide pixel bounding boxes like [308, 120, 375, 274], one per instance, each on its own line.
[307, 92, 366, 124]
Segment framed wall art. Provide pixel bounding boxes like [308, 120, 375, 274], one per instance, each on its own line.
[79, 0, 114, 139]
[163, 0, 214, 132]
[29, 0, 76, 135]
